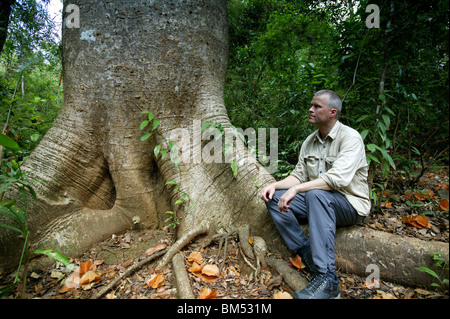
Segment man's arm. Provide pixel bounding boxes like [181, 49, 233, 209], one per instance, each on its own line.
[261, 175, 332, 202]
[260, 175, 300, 202]
[276, 178, 332, 212]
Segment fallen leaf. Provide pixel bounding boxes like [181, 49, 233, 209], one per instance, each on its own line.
[188, 261, 203, 273]
[145, 242, 167, 256]
[266, 275, 283, 290]
[58, 284, 72, 293]
[373, 290, 397, 299]
[435, 182, 449, 190]
[187, 251, 203, 264]
[289, 254, 304, 270]
[147, 273, 165, 289]
[439, 198, 449, 211]
[273, 291, 292, 299]
[199, 287, 217, 299]
[228, 265, 240, 277]
[80, 270, 101, 285]
[414, 192, 426, 201]
[381, 200, 393, 208]
[201, 264, 219, 277]
[401, 215, 430, 229]
[79, 260, 93, 275]
[106, 291, 116, 299]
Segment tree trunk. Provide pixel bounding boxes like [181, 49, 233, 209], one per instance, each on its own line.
[0, 0, 282, 271]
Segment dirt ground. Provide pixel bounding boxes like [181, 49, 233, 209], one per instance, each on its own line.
[1, 166, 448, 300]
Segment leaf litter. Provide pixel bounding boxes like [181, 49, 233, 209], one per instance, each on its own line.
[1, 168, 448, 299]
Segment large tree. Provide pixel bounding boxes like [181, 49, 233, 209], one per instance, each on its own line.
[0, 0, 283, 271]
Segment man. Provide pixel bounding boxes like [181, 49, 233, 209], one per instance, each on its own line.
[261, 90, 370, 299]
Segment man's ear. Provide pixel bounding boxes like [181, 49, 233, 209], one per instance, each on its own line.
[330, 108, 338, 118]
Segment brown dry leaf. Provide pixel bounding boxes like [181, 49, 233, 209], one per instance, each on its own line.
[439, 198, 449, 211]
[147, 273, 165, 289]
[192, 271, 218, 283]
[373, 290, 397, 299]
[79, 260, 93, 275]
[402, 215, 430, 229]
[381, 200, 393, 208]
[289, 254, 304, 270]
[80, 270, 101, 285]
[435, 182, 449, 190]
[414, 192, 426, 201]
[199, 287, 217, 299]
[64, 269, 81, 289]
[273, 291, 293, 299]
[228, 265, 240, 277]
[189, 261, 203, 273]
[58, 284, 72, 294]
[145, 242, 167, 256]
[201, 264, 219, 277]
[187, 251, 203, 264]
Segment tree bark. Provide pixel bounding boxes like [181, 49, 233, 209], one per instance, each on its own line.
[0, 0, 281, 271]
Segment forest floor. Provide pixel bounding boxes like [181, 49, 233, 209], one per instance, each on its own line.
[1, 166, 449, 300]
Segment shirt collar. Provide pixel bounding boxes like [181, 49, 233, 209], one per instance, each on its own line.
[314, 120, 341, 142]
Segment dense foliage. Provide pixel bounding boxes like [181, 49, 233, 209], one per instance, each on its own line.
[0, 0, 62, 161]
[225, 0, 449, 185]
[0, 0, 449, 191]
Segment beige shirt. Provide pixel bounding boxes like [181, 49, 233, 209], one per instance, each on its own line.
[290, 121, 371, 216]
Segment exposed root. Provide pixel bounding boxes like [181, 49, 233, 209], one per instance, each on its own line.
[172, 253, 195, 299]
[92, 249, 167, 299]
[156, 222, 208, 270]
[265, 255, 309, 292]
[238, 225, 255, 260]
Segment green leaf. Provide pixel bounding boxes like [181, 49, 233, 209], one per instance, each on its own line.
[0, 134, 20, 151]
[0, 222, 23, 234]
[382, 114, 390, 129]
[154, 144, 161, 157]
[152, 119, 159, 131]
[140, 120, 149, 130]
[140, 132, 152, 141]
[30, 133, 40, 142]
[381, 149, 396, 169]
[359, 129, 369, 141]
[34, 249, 75, 270]
[231, 159, 238, 178]
[356, 115, 370, 123]
[417, 266, 440, 280]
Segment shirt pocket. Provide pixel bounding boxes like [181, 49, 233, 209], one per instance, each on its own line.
[304, 155, 320, 179]
[325, 156, 336, 171]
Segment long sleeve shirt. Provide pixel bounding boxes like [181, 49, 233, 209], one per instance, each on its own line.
[290, 121, 371, 216]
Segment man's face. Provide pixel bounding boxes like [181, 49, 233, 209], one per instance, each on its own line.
[308, 95, 334, 126]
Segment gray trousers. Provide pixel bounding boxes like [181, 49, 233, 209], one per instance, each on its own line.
[266, 189, 364, 274]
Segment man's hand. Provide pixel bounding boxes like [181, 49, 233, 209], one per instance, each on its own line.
[261, 183, 276, 202]
[277, 187, 297, 212]
[261, 176, 303, 204]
